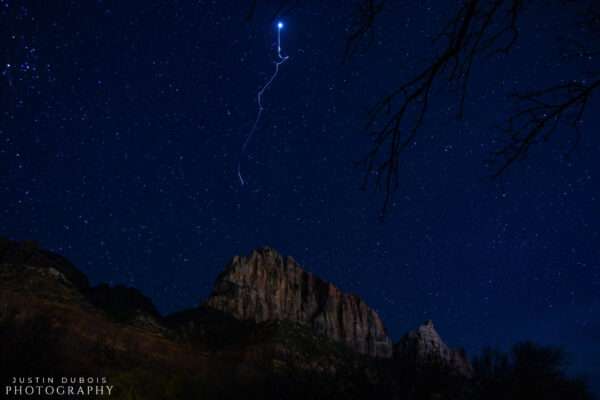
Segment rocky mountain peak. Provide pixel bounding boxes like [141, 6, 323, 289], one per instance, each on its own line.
[206, 247, 393, 358]
[394, 320, 473, 376]
[422, 319, 435, 328]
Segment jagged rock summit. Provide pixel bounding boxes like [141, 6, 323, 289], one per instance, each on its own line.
[206, 247, 393, 358]
[394, 320, 473, 376]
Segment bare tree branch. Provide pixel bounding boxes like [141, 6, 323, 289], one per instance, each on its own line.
[246, 1, 599, 218]
[491, 78, 600, 177]
[344, 0, 385, 62]
[359, 0, 524, 216]
[245, 0, 258, 21]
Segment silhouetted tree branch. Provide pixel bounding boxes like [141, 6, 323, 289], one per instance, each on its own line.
[358, 0, 524, 215]
[343, 0, 385, 61]
[244, 1, 600, 217]
[491, 78, 600, 177]
[354, 0, 600, 216]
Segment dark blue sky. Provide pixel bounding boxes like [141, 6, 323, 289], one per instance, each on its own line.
[1, 0, 599, 391]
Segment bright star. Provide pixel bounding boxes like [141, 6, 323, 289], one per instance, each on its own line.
[277, 22, 283, 29]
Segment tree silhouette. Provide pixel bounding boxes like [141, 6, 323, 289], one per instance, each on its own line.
[347, 0, 600, 215]
[246, 1, 599, 215]
[471, 342, 593, 400]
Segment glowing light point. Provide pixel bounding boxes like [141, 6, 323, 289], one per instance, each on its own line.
[237, 19, 290, 186]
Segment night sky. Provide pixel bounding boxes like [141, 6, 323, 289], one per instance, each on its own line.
[1, 0, 599, 391]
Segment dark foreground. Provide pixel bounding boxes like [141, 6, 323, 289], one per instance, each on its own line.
[0, 237, 593, 399]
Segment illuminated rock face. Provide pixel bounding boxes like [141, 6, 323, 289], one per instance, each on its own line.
[394, 320, 473, 376]
[206, 247, 393, 358]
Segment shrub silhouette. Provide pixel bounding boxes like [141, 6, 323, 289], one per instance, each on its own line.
[471, 341, 593, 400]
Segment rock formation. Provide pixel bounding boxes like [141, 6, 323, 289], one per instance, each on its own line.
[0, 238, 485, 398]
[0, 237, 89, 290]
[206, 247, 393, 358]
[394, 320, 473, 376]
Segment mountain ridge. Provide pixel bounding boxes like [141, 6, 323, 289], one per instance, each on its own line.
[0, 236, 477, 399]
[0, 237, 469, 369]
[206, 246, 394, 358]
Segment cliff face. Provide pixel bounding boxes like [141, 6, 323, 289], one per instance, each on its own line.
[394, 320, 473, 376]
[206, 247, 393, 358]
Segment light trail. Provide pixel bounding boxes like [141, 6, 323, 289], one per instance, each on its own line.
[237, 21, 289, 186]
